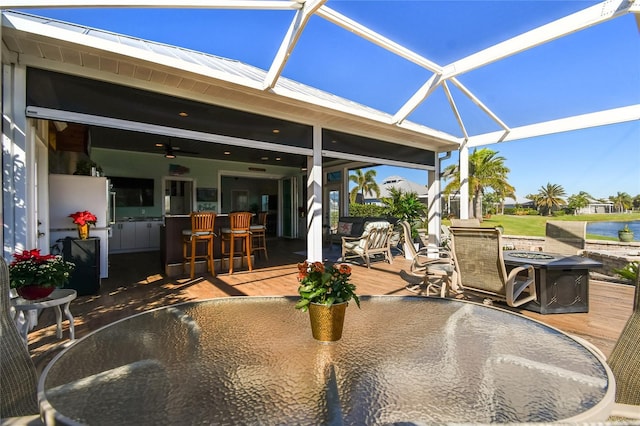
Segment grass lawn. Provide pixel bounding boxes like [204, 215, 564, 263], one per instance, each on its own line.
[444, 213, 640, 239]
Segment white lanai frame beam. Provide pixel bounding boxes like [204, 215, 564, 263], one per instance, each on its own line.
[466, 105, 640, 148]
[1, 1, 303, 8]
[315, 6, 442, 73]
[442, 0, 638, 79]
[393, 73, 442, 125]
[264, 0, 326, 90]
[442, 81, 469, 141]
[448, 77, 510, 134]
[391, 0, 637, 130]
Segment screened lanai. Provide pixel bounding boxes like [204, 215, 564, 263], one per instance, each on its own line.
[1, 0, 639, 259]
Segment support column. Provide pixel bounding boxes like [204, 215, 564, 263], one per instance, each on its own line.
[459, 144, 470, 219]
[306, 125, 323, 262]
[427, 160, 441, 248]
[2, 63, 29, 258]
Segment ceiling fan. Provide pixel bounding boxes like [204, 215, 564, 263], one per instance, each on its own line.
[156, 142, 199, 159]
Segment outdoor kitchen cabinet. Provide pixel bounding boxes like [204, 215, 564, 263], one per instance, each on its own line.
[109, 222, 136, 252]
[134, 221, 161, 249]
[110, 221, 161, 253]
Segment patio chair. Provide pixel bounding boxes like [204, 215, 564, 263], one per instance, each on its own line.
[449, 218, 481, 227]
[544, 220, 586, 255]
[399, 221, 454, 297]
[606, 271, 640, 420]
[449, 227, 537, 307]
[0, 257, 41, 422]
[341, 221, 394, 268]
[440, 224, 451, 250]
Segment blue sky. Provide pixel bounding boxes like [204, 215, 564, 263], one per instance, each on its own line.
[23, 1, 640, 201]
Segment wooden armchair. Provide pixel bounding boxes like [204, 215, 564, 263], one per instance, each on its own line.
[341, 221, 394, 268]
[449, 227, 537, 307]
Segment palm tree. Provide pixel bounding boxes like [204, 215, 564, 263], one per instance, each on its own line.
[567, 191, 593, 214]
[609, 192, 632, 213]
[349, 169, 380, 204]
[381, 187, 427, 223]
[381, 187, 427, 241]
[442, 148, 514, 219]
[492, 182, 516, 215]
[534, 183, 567, 216]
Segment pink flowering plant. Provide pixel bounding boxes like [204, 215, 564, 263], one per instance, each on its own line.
[69, 210, 97, 226]
[295, 261, 360, 312]
[9, 249, 75, 289]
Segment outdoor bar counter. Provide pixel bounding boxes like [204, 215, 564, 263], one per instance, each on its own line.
[38, 296, 614, 424]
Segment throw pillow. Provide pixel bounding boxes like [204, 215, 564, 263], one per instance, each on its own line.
[337, 222, 353, 235]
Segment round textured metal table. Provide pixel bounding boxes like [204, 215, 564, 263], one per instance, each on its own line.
[38, 296, 614, 425]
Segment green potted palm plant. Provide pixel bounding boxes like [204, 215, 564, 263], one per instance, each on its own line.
[618, 224, 634, 242]
[295, 261, 360, 342]
[9, 249, 75, 300]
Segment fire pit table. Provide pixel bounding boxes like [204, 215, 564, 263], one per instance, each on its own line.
[503, 251, 602, 314]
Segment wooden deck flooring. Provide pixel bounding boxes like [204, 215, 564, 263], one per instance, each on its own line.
[26, 238, 635, 372]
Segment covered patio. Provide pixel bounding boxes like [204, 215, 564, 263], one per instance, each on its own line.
[1, 2, 639, 422]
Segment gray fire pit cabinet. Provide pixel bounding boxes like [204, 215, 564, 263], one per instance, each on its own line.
[503, 251, 603, 314]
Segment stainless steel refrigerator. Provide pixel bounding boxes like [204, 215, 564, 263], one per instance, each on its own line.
[49, 174, 111, 278]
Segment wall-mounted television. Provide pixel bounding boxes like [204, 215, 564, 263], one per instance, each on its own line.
[110, 176, 154, 207]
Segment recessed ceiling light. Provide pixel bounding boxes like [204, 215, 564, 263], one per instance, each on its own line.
[224, 151, 231, 155]
[155, 143, 163, 147]
[272, 129, 280, 134]
[301, 167, 308, 171]
[275, 157, 281, 161]
[261, 156, 269, 161]
[178, 112, 188, 117]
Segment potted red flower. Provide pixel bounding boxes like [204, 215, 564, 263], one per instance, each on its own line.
[9, 249, 75, 300]
[295, 261, 360, 342]
[69, 211, 97, 240]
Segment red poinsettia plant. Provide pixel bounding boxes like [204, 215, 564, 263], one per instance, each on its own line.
[9, 249, 75, 289]
[69, 210, 97, 226]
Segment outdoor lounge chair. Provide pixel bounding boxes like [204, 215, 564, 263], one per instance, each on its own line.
[544, 220, 586, 255]
[399, 221, 454, 296]
[440, 224, 451, 249]
[0, 257, 41, 424]
[606, 271, 640, 420]
[449, 227, 537, 307]
[341, 221, 394, 268]
[449, 218, 481, 228]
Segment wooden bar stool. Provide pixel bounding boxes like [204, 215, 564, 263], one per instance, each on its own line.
[220, 212, 253, 274]
[182, 212, 216, 279]
[250, 211, 268, 260]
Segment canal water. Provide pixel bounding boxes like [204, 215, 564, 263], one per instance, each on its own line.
[586, 220, 640, 241]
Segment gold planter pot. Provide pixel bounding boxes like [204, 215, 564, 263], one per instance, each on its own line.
[77, 224, 90, 240]
[308, 302, 347, 342]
